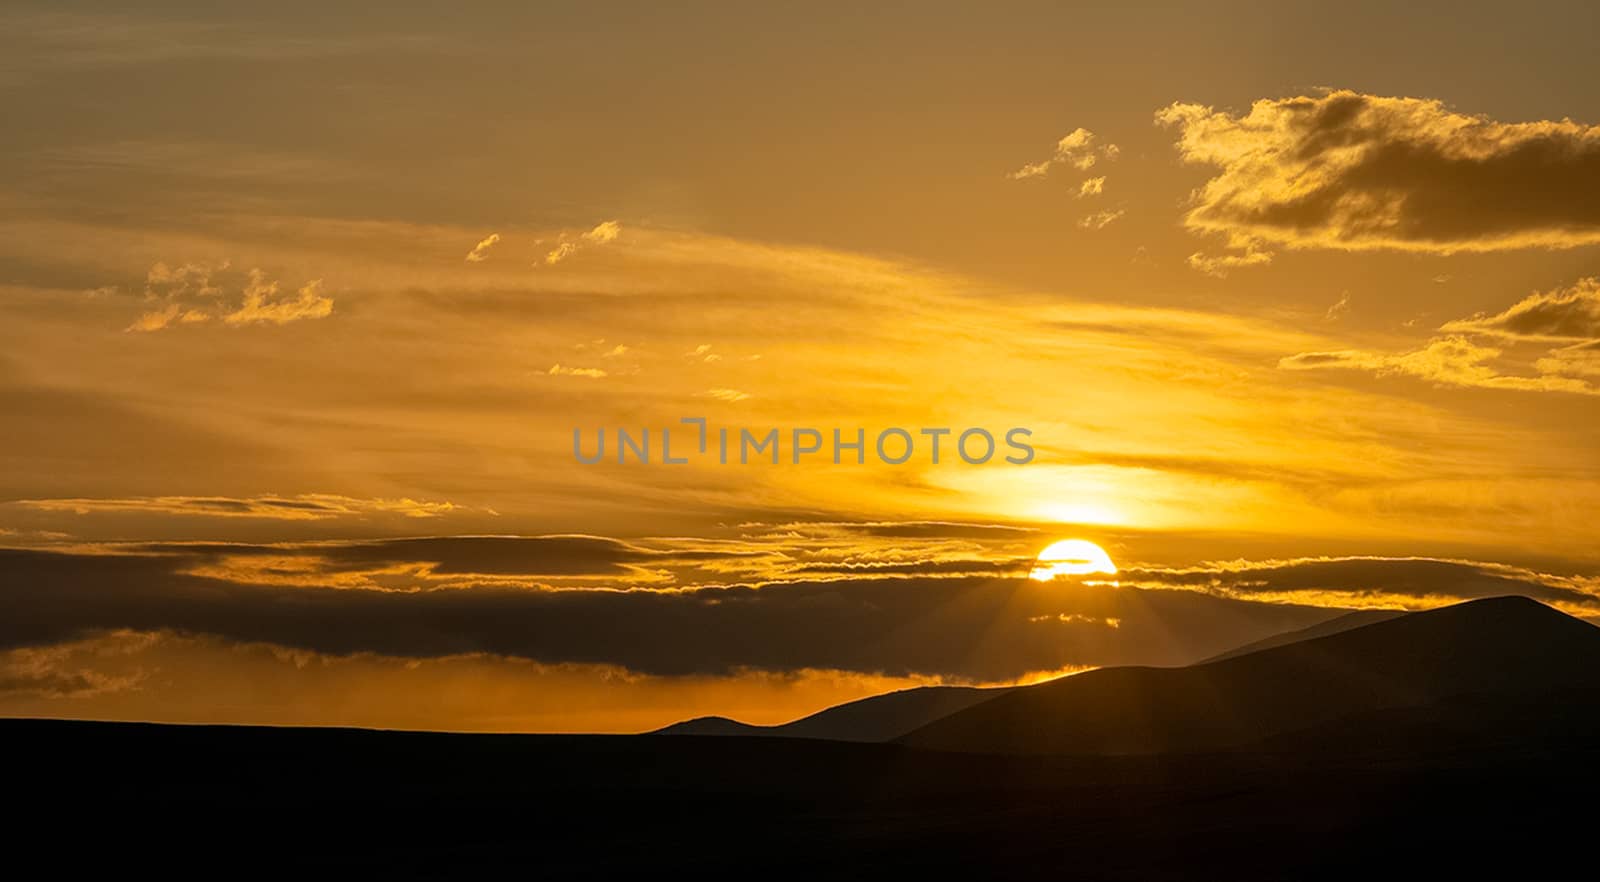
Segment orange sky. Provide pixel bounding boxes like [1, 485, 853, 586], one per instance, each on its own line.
[2, 2, 1598, 731]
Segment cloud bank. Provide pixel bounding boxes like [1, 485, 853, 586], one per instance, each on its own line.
[0, 537, 1592, 682]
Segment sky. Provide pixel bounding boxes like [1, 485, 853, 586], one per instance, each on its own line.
[2, 2, 1598, 731]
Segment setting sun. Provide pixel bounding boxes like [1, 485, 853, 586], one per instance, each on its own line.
[1029, 539, 1119, 581]
[4, 4, 1598, 875]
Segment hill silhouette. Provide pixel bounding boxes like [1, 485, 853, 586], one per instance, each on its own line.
[652, 684, 1006, 741]
[899, 596, 1600, 755]
[1200, 608, 1404, 662]
[10, 597, 1600, 877]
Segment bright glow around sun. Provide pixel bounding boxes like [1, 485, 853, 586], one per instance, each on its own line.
[1029, 539, 1118, 581]
[1035, 500, 1126, 526]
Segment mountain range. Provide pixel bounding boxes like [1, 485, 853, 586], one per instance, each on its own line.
[14, 594, 1599, 877]
[655, 596, 1600, 756]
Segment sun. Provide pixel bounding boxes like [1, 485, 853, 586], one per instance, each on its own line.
[1029, 539, 1118, 581]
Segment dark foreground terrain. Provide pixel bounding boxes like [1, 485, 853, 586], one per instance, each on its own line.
[8, 703, 1600, 879]
[10, 597, 1600, 878]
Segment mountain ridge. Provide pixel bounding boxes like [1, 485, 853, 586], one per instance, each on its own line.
[652, 684, 1007, 742]
[897, 596, 1600, 755]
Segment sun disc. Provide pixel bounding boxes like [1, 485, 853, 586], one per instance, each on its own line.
[1029, 539, 1117, 581]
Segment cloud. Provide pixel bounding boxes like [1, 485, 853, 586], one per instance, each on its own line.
[702, 387, 750, 402]
[12, 494, 469, 521]
[1281, 336, 1597, 395]
[547, 364, 607, 378]
[1119, 556, 1599, 612]
[0, 629, 975, 733]
[1077, 176, 1106, 198]
[1009, 128, 1120, 180]
[544, 242, 579, 265]
[0, 544, 1591, 682]
[464, 232, 501, 263]
[1078, 208, 1125, 230]
[224, 272, 333, 326]
[1157, 90, 1600, 256]
[173, 534, 703, 579]
[1441, 277, 1600, 341]
[1536, 341, 1600, 378]
[0, 631, 152, 698]
[125, 263, 332, 331]
[1325, 292, 1351, 320]
[1186, 242, 1273, 277]
[582, 221, 621, 244]
[543, 220, 623, 265]
[0, 546, 1335, 680]
[1283, 277, 1600, 395]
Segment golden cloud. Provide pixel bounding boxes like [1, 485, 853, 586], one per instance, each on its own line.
[126, 263, 332, 331]
[1159, 90, 1600, 260]
[464, 232, 501, 262]
[1441, 277, 1600, 341]
[1078, 208, 1124, 230]
[544, 220, 623, 264]
[1009, 128, 1119, 180]
[1282, 276, 1600, 395]
[13, 494, 468, 520]
[1281, 336, 1596, 396]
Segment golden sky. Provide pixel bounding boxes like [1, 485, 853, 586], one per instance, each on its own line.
[2, 2, 1598, 731]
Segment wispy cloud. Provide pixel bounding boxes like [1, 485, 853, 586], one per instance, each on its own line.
[1441, 277, 1600, 341]
[1186, 242, 1273, 277]
[544, 220, 624, 265]
[224, 271, 333, 326]
[1009, 128, 1120, 180]
[1282, 279, 1600, 395]
[464, 233, 501, 263]
[125, 263, 332, 331]
[1324, 291, 1351, 321]
[547, 364, 608, 378]
[1281, 337, 1597, 395]
[1078, 208, 1124, 230]
[13, 494, 470, 520]
[583, 220, 621, 244]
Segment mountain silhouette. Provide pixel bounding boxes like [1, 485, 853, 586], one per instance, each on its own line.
[899, 596, 1600, 755]
[1201, 608, 1405, 662]
[652, 684, 1007, 742]
[11, 596, 1600, 878]
[651, 612, 1400, 742]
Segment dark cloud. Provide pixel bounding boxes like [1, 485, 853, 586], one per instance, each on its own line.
[1159, 91, 1600, 257]
[787, 559, 1029, 577]
[1443, 277, 1600, 341]
[0, 546, 1336, 680]
[1, 544, 1591, 681]
[1121, 557, 1597, 607]
[133, 535, 762, 578]
[304, 535, 669, 576]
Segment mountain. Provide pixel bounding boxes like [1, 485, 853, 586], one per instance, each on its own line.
[898, 596, 1600, 756]
[652, 684, 1008, 742]
[653, 716, 769, 737]
[1202, 608, 1405, 662]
